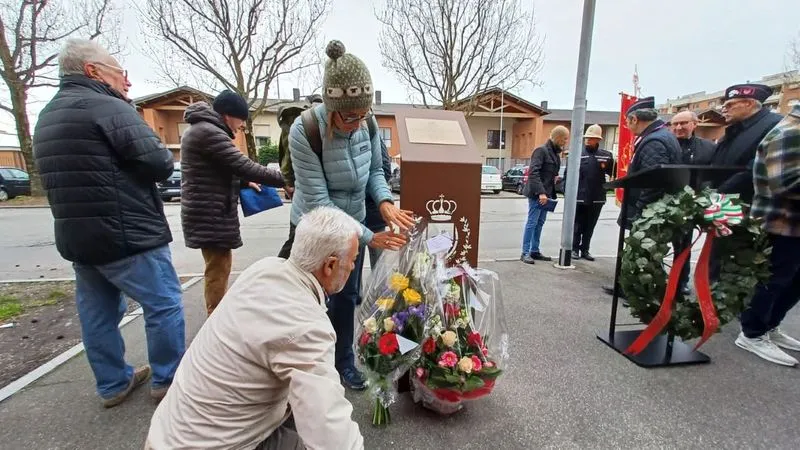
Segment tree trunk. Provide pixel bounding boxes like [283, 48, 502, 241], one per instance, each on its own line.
[244, 118, 258, 161]
[8, 80, 43, 197]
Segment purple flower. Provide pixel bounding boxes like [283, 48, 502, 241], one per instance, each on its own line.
[409, 305, 426, 319]
[392, 311, 409, 333]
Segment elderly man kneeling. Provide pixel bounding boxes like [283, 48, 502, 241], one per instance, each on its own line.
[146, 206, 364, 450]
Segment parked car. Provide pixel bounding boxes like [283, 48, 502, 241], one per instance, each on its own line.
[157, 162, 181, 202]
[0, 166, 31, 201]
[481, 165, 502, 194]
[502, 165, 527, 193]
[389, 162, 400, 193]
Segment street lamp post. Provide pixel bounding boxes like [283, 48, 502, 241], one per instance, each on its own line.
[558, 0, 597, 268]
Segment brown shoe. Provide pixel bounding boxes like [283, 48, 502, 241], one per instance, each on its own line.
[102, 365, 151, 409]
[150, 385, 170, 403]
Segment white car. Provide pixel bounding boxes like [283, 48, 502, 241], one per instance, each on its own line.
[481, 165, 502, 194]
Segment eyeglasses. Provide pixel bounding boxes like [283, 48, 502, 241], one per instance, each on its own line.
[93, 61, 128, 80]
[721, 99, 746, 111]
[339, 111, 373, 124]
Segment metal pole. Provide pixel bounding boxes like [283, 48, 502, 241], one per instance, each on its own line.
[558, 0, 597, 268]
[499, 88, 504, 171]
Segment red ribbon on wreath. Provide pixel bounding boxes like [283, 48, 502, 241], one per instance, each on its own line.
[625, 194, 741, 355]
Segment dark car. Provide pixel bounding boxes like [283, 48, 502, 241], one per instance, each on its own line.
[157, 162, 181, 202]
[389, 162, 400, 193]
[502, 166, 527, 193]
[0, 166, 31, 201]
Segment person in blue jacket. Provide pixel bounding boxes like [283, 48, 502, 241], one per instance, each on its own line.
[288, 40, 414, 390]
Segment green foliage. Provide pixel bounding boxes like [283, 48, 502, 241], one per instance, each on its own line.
[257, 138, 279, 165]
[619, 188, 772, 340]
[0, 295, 22, 321]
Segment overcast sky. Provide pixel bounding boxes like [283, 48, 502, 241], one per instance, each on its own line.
[2, 0, 798, 141]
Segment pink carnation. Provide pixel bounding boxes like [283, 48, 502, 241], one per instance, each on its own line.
[438, 351, 458, 368]
[471, 355, 483, 372]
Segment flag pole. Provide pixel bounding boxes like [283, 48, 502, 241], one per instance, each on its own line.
[557, 0, 597, 269]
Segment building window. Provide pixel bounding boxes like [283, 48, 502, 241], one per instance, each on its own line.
[253, 124, 271, 148]
[487, 130, 506, 149]
[177, 123, 189, 142]
[379, 127, 392, 148]
[485, 157, 500, 168]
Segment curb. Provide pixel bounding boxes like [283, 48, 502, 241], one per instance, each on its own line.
[0, 276, 204, 404]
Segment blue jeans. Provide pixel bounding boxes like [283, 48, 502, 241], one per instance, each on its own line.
[741, 234, 800, 338]
[521, 197, 549, 255]
[327, 244, 366, 372]
[73, 245, 186, 399]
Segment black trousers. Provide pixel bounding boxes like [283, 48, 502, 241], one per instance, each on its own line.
[277, 223, 295, 259]
[573, 203, 604, 252]
[741, 234, 800, 337]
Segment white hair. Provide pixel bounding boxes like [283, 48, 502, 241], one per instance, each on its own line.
[58, 38, 112, 77]
[289, 206, 362, 272]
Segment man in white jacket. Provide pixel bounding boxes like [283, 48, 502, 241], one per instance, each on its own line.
[146, 206, 364, 450]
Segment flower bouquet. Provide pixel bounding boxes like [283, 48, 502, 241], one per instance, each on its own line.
[411, 263, 509, 415]
[355, 220, 437, 426]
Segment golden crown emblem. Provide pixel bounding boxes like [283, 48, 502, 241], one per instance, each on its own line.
[426, 194, 457, 222]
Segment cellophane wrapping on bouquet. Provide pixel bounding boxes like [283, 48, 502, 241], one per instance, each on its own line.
[411, 257, 510, 415]
[355, 219, 437, 425]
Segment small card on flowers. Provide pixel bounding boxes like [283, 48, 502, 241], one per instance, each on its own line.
[396, 335, 419, 355]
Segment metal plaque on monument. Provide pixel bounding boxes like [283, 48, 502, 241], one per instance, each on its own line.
[395, 109, 482, 267]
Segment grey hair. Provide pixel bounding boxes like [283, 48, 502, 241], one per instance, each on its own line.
[58, 38, 111, 77]
[289, 206, 362, 272]
[627, 108, 659, 122]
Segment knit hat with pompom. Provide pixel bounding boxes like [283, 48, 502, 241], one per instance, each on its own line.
[322, 40, 373, 112]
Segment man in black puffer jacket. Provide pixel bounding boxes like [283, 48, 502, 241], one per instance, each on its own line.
[180, 91, 284, 316]
[33, 39, 185, 408]
[603, 96, 680, 298]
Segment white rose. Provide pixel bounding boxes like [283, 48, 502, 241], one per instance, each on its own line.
[383, 317, 395, 332]
[363, 317, 378, 334]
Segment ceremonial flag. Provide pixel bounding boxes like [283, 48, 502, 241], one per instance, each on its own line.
[615, 93, 637, 205]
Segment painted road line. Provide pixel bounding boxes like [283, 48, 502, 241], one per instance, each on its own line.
[0, 276, 203, 404]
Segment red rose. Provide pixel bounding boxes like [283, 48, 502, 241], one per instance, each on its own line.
[378, 333, 399, 355]
[444, 303, 460, 318]
[467, 331, 483, 348]
[359, 332, 371, 347]
[422, 337, 436, 354]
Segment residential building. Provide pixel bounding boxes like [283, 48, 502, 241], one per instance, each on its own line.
[133, 86, 622, 171]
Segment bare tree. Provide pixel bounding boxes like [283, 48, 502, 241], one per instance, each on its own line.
[376, 0, 544, 112]
[141, 0, 330, 160]
[0, 0, 117, 197]
[789, 32, 800, 70]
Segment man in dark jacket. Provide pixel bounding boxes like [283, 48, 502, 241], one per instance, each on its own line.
[568, 124, 614, 261]
[180, 91, 284, 316]
[603, 97, 681, 297]
[618, 97, 681, 229]
[670, 110, 717, 295]
[670, 110, 716, 165]
[33, 39, 185, 408]
[711, 83, 783, 204]
[520, 126, 569, 264]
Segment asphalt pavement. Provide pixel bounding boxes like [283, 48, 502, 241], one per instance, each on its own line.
[0, 194, 624, 280]
[0, 258, 798, 449]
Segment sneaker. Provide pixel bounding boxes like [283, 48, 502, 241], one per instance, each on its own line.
[102, 365, 151, 408]
[581, 251, 595, 262]
[520, 254, 536, 265]
[150, 385, 170, 403]
[769, 328, 800, 352]
[571, 250, 581, 260]
[531, 252, 552, 262]
[735, 332, 798, 366]
[340, 366, 366, 391]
